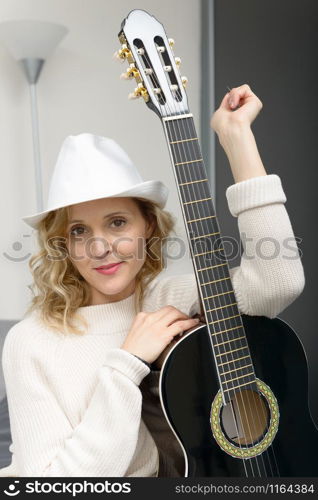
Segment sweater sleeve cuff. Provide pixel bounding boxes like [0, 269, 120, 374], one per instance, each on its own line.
[225, 174, 287, 217]
[103, 348, 150, 386]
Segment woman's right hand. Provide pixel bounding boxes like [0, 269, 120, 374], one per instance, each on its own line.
[210, 84, 263, 140]
[121, 305, 200, 364]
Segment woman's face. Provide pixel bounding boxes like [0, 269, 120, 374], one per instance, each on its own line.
[65, 197, 154, 305]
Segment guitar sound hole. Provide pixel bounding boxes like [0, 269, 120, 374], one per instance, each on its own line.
[220, 390, 270, 446]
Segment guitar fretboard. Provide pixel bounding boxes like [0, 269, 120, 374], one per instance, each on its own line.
[163, 114, 258, 403]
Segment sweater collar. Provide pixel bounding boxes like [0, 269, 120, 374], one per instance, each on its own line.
[76, 292, 137, 335]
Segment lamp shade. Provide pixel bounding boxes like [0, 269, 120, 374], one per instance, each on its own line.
[0, 20, 68, 60]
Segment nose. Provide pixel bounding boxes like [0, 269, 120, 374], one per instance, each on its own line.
[88, 236, 111, 260]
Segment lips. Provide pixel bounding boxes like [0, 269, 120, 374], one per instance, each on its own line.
[94, 262, 123, 270]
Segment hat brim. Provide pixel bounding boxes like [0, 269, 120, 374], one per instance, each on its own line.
[21, 180, 169, 230]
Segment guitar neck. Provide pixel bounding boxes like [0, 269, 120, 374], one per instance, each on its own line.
[162, 113, 257, 403]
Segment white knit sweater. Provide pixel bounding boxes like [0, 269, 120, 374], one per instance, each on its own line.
[0, 174, 305, 477]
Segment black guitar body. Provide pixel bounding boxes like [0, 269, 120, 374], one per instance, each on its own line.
[159, 315, 318, 477]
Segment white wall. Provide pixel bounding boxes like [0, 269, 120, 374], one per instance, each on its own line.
[0, 0, 201, 320]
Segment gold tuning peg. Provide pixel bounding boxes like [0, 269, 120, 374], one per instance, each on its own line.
[113, 50, 124, 62]
[168, 38, 175, 47]
[113, 44, 132, 62]
[128, 90, 140, 100]
[120, 66, 140, 80]
[181, 76, 188, 87]
[128, 84, 149, 101]
[175, 57, 181, 67]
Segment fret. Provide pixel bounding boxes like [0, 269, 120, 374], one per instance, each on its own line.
[223, 380, 255, 393]
[176, 168, 207, 182]
[198, 263, 227, 273]
[215, 347, 250, 362]
[179, 178, 208, 186]
[187, 215, 217, 224]
[209, 313, 241, 325]
[163, 113, 193, 121]
[170, 137, 198, 144]
[169, 136, 203, 165]
[198, 263, 225, 272]
[184, 206, 218, 233]
[215, 344, 249, 358]
[179, 179, 211, 193]
[207, 307, 242, 333]
[191, 229, 219, 240]
[194, 250, 229, 266]
[218, 354, 250, 367]
[193, 244, 221, 256]
[214, 335, 245, 348]
[204, 289, 234, 300]
[216, 346, 249, 358]
[194, 247, 224, 257]
[201, 276, 231, 286]
[207, 302, 238, 313]
[220, 363, 253, 376]
[183, 196, 212, 205]
[195, 262, 228, 285]
[207, 312, 244, 328]
[175, 158, 203, 166]
[212, 329, 245, 342]
[211, 325, 243, 336]
[222, 371, 254, 385]
[200, 282, 234, 304]
[198, 263, 226, 273]
[188, 220, 221, 242]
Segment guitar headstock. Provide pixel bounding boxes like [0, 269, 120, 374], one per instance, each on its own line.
[115, 9, 189, 118]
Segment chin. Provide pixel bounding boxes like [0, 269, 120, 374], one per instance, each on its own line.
[92, 278, 131, 295]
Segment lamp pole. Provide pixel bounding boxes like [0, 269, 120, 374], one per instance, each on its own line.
[21, 58, 45, 212]
[0, 21, 68, 215]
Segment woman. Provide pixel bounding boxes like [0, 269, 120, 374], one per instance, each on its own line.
[0, 84, 305, 477]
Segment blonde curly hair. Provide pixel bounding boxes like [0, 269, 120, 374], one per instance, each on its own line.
[25, 197, 176, 335]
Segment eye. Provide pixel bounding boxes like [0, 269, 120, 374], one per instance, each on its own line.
[69, 225, 86, 236]
[110, 218, 126, 228]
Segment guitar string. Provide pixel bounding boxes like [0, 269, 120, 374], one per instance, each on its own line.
[185, 94, 281, 477]
[140, 44, 278, 477]
[146, 47, 257, 477]
[153, 36, 280, 478]
[154, 70, 253, 477]
[181, 106, 282, 477]
[163, 106, 253, 476]
[188, 80, 280, 478]
[161, 73, 277, 476]
[186, 113, 278, 477]
[177, 110, 269, 477]
[170, 102, 265, 477]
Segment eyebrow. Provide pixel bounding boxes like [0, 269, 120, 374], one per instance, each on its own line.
[68, 211, 131, 225]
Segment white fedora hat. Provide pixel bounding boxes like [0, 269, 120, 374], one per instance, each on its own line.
[22, 133, 169, 229]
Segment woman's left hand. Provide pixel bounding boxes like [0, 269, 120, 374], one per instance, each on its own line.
[152, 313, 204, 370]
[211, 84, 263, 141]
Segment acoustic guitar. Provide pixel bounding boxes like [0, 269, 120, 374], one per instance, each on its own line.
[115, 9, 318, 477]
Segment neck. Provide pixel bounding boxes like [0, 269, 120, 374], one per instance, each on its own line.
[88, 278, 136, 306]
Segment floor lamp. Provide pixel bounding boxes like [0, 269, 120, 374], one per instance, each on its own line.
[0, 20, 68, 213]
